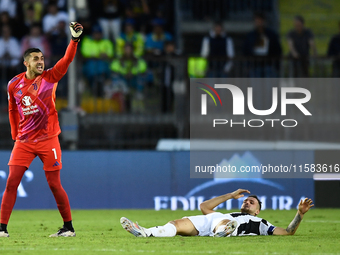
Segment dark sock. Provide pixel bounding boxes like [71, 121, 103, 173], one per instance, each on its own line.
[0, 223, 7, 232]
[64, 221, 74, 231]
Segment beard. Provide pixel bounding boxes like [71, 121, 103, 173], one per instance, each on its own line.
[240, 207, 251, 214]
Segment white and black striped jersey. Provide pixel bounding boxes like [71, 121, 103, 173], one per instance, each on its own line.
[225, 212, 276, 236]
[186, 212, 276, 237]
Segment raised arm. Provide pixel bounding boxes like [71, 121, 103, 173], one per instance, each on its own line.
[199, 189, 250, 215]
[273, 198, 314, 235]
[45, 22, 83, 82]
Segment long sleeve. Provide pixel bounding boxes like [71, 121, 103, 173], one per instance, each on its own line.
[44, 39, 78, 83]
[8, 87, 19, 140]
[9, 109, 19, 140]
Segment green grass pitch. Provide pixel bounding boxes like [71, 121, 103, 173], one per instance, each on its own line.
[0, 209, 339, 254]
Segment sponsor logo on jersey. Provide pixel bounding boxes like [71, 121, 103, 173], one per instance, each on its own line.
[22, 96, 32, 106]
[17, 89, 22, 95]
[21, 96, 40, 116]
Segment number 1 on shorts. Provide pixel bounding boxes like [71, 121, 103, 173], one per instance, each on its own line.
[52, 148, 57, 159]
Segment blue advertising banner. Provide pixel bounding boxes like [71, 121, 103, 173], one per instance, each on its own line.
[0, 151, 314, 210]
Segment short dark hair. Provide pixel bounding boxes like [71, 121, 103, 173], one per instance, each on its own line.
[23, 48, 42, 61]
[248, 195, 262, 210]
[294, 15, 305, 24]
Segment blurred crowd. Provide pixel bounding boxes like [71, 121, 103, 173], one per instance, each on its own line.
[0, 0, 175, 113]
[191, 13, 317, 79]
[188, 12, 340, 90]
[1, 0, 340, 113]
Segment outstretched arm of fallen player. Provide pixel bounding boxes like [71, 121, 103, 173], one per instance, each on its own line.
[199, 189, 251, 215]
[273, 198, 314, 235]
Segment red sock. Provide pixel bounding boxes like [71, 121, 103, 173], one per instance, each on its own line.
[45, 170, 72, 222]
[1, 165, 27, 225]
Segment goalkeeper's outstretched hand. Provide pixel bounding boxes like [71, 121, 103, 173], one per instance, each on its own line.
[69, 22, 83, 42]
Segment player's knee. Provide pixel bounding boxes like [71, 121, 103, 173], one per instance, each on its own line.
[168, 221, 178, 230]
[48, 184, 57, 193]
[5, 184, 18, 193]
[5, 178, 20, 192]
[47, 180, 61, 193]
[168, 221, 176, 225]
[49, 184, 61, 193]
[169, 220, 197, 236]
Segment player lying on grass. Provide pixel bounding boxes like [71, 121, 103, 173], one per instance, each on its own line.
[120, 189, 314, 237]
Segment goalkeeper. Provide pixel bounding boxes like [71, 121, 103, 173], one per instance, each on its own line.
[0, 22, 83, 238]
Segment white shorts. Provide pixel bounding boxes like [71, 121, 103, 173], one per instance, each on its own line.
[184, 212, 233, 236]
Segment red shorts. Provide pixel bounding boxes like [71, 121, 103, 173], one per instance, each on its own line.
[8, 136, 62, 171]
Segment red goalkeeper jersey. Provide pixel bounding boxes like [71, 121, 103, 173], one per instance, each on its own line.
[7, 40, 78, 142]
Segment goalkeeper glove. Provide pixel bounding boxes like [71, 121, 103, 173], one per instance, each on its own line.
[69, 22, 83, 42]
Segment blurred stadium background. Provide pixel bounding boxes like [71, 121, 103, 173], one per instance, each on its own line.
[0, 0, 340, 212]
[0, 0, 339, 149]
